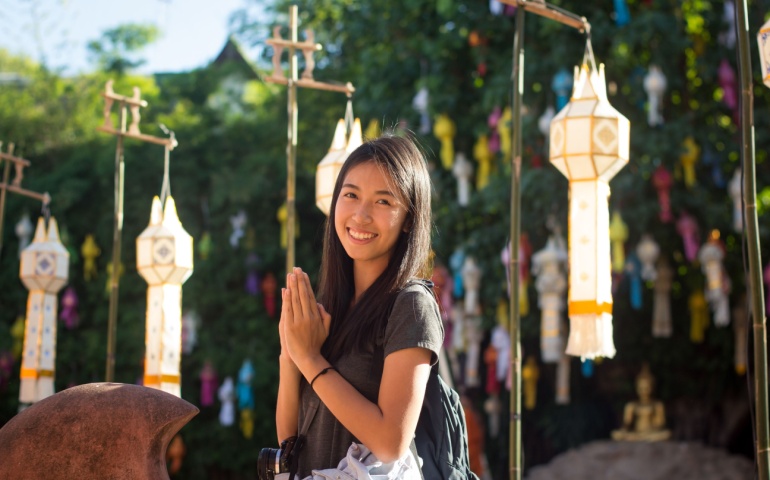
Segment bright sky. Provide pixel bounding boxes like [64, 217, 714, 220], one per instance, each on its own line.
[0, 0, 263, 74]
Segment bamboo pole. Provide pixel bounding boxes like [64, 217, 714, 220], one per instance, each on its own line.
[508, 9, 525, 480]
[286, 5, 298, 276]
[734, 2, 770, 478]
[264, 6, 354, 276]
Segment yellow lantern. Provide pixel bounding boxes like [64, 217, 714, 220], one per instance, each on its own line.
[136, 196, 193, 397]
[19, 217, 69, 404]
[315, 118, 362, 215]
[549, 61, 630, 359]
[758, 19, 770, 88]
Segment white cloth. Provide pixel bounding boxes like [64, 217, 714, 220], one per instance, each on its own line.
[276, 443, 422, 480]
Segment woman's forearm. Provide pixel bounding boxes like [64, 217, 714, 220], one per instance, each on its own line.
[276, 355, 301, 443]
[294, 350, 430, 463]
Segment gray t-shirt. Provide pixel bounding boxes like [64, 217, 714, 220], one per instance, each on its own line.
[295, 283, 444, 478]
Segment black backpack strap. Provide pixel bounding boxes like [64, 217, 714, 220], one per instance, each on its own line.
[409, 438, 425, 480]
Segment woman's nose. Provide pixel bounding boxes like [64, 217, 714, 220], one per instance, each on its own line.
[352, 202, 372, 223]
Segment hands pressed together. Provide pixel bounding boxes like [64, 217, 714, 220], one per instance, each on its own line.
[279, 267, 332, 377]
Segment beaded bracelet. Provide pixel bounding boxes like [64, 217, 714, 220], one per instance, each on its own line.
[310, 366, 337, 389]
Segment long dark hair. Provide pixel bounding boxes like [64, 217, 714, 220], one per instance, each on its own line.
[317, 134, 433, 363]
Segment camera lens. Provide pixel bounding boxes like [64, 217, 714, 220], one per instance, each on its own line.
[257, 447, 282, 480]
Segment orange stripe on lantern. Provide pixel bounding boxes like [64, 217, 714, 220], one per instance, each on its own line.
[568, 300, 613, 316]
[144, 374, 181, 384]
[20, 368, 38, 379]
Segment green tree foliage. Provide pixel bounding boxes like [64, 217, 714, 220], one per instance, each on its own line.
[87, 23, 161, 76]
[236, 0, 769, 475]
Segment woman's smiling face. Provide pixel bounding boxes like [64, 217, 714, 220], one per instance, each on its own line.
[334, 161, 409, 274]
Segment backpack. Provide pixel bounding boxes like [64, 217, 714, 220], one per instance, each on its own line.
[412, 363, 479, 480]
[380, 280, 479, 480]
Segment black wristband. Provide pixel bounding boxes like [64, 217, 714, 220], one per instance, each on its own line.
[310, 366, 336, 389]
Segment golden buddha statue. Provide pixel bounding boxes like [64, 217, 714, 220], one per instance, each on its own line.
[611, 364, 671, 441]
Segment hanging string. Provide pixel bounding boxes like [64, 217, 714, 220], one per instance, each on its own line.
[344, 95, 354, 136]
[159, 124, 175, 205]
[582, 35, 598, 73]
[41, 195, 51, 226]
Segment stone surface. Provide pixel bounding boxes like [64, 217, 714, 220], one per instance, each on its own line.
[0, 383, 198, 480]
[525, 440, 754, 480]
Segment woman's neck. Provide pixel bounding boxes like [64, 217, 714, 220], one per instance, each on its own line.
[353, 260, 388, 301]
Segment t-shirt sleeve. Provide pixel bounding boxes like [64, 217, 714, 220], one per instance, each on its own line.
[383, 286, 444, 365]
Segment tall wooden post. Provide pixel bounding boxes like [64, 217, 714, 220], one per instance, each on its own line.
[498, 2, 589, 479]
[97, 81, 177, 382]
[265, 6, 354, 275]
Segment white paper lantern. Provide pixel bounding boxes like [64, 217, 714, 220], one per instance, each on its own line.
[758, 18, 770, 88]
[315, 118, 363, 215]
[136, 196, 193, 397]
[19, 217, 69, 404]
[550, 62, 630, 359]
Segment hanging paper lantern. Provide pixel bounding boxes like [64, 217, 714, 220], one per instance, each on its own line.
[636, 234, 660, 281]
[262, 272, 278, 317]
[519, 234, 533, 317]
[555, 354, 571, 404]
[461, 256, 481, 316]
[198, 231, 212, 260]
[765, 263, 770, 316]
[10, 316, 25, 360]
[487, 107, 502, 154]
[652, 258, 674, 338]
[718, 59, 738, 116]
[365, 119, 381, 140]
[699, 230, 730, 327]
[136, 196, 194, 397]
[199, 360, 218, 407]
[473, 135, 493, 190]
[643, 65, 666, 126]
[676, 212, 700, 263]
[609, 211, 628, 274]
[532, 236, 567, 363]
[412, 87, 431, 135]
[19, 217, 69, 404]
[449, 248, 465, 298]
[625, 253, 643, 310]
[679, 136, 700, 189]
[613, 0, 631, 26]
[218, 376, 235, 426]
[551, 68, 573, 111]
[452, 153, 473, 207]
[229, 210, 247, 248]
[463, 317, 483, 388]
[316, 118, 363, 215]
[728, 168, 743, 231]
[166, 434, 186, 475]
[522, 356, 539, 410]
[181, 310, 200, 354]
[497, 107, 512, 161]
[15, 213, 33, 257]
[80, 234, 101, 281]
[433, 114, 456, 170]
[720, 1, 737, 49]
[733, 294, 748, 375]
[538, 105, 556, 140]
[59, 286, 79, 330]
[757, 18, 770, 88]
[549, 62, 630, 359]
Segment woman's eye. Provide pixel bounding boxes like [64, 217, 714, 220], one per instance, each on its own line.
[342, 192, 357, 199]
[376, 199, 391, 205]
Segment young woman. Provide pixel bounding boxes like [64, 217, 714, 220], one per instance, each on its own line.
[276, 134, 443, 477]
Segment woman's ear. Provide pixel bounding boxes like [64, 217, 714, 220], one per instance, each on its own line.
[402, 217, 413, 233]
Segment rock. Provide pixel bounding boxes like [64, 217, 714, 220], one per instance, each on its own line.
[525, 440, 754, 480]
[0, 383, 198, 479]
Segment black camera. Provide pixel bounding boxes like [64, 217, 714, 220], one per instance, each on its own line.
[257, 435, 303, 480]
